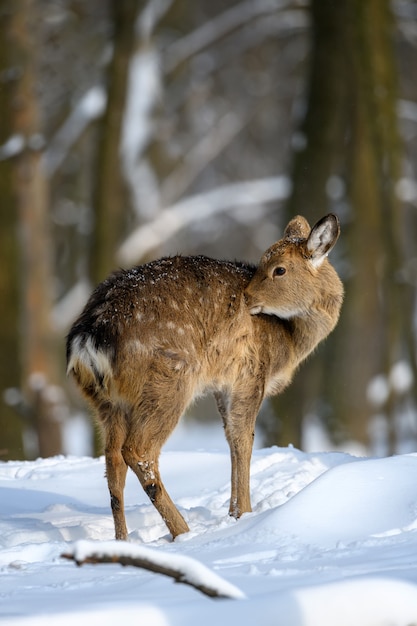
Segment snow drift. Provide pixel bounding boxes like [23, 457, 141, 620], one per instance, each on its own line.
[1, 445, 417, 625]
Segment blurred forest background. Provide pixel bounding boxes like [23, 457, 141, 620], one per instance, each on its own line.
[1, 0, 417, 460]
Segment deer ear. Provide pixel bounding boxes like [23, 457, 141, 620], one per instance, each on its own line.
[306, 214, 340, 267]
[284, 215, 311, 241]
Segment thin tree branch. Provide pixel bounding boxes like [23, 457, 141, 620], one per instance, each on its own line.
[61, 541, 245, 600]
[163, 0, 294, 74]
[160, 109, 254, 206]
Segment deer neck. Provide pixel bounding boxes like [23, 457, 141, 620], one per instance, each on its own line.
[289, 292, 342, 365]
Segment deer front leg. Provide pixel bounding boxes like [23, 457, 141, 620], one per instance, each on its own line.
[227, 424, 254, 518]
[216, 390, 261, 519]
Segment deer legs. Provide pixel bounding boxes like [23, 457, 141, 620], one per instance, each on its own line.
[102, 400, 190, 541]
[103, 388, 260, 541]
[215, 390, 260, 519]
[102, 379, 263, 541]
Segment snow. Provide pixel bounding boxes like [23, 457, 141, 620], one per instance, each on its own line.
[367, 361, 415, 408]
[390, 360, 414, 394]
[43, 86, 107, 176]
[367, 374, 390, 407]
[120, 47, 161, 215]
[0, 134, 25, 160]
[1, 439, 417, 625]
[51, 280, 92, 332]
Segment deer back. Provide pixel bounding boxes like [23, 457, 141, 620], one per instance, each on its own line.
[67, 257, 261, 405]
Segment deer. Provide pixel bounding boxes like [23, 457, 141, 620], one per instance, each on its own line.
[66, 213, 343, 541]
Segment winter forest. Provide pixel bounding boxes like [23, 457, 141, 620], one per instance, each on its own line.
[1, 0, 417, 461]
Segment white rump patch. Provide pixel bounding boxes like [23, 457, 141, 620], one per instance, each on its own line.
[67, 335, 113, 379]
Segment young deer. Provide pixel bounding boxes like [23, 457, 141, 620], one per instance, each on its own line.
[67, 214, 343, 540]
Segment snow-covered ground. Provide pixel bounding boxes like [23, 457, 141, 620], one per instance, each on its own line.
[2, 424, 417, 626]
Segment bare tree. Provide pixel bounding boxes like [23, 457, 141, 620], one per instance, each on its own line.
[89, 0, 139, 285]
[8, 0, 63, 457]
[0, 1, 24, 458]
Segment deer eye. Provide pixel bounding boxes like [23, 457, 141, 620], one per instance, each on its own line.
[273, 266, 286, 277]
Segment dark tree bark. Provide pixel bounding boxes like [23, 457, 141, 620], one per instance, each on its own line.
[267, 0, 350, 449]
[89, 0, 139, 286]
[338, 0, 412, 452]
[6, 0, 62, 458]
[0, 2, 24, 459]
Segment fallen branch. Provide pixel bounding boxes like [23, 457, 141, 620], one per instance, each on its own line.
[62, 540, 245, 601]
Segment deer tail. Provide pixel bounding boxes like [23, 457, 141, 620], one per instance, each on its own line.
[66, 334, 113, 401]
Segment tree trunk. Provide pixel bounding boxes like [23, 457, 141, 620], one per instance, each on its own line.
[267, 0, 408, 453]
[9, 0, 62, 458]
[89, 0, 138, 286]
[339, 0, 410, 452]
[0, 2, 24, 459]
[268, 0, 350, 449]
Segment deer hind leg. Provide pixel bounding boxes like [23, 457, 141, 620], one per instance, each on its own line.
[121, 395, 190, 540]
[215, 389, 261, 519]
[100, 406, 129, 540]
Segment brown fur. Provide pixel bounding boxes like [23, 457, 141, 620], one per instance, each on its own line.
[66, 214, 343, 540]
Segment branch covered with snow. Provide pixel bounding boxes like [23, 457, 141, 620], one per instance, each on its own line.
[117, 176, 291, 265]
[62, 540, 245, 600]
[43, 86, 107, 177]
[163, 0, 295, 73]
[0, 134, 25, 160]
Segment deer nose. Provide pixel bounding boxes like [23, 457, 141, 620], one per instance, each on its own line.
[244, 291, 262, 315]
